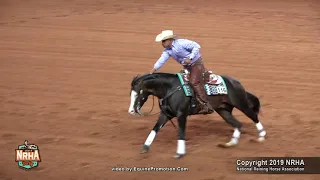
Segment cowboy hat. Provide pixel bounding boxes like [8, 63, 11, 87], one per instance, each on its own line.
[155, 30, 177, 42]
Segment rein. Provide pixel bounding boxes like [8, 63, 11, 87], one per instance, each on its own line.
[140, 96, 159, 116]
[159, 86, 182, 106]
[141, 85, 185, 131]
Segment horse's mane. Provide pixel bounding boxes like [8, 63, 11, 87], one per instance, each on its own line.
[131, 72, 176, 86]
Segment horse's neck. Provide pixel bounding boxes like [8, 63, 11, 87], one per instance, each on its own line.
[145, 78, 171, 98]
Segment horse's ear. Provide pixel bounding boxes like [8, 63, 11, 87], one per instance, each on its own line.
[132, 74, 140, 84]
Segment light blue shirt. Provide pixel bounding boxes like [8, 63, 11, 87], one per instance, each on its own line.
[153, 39, 201, 70]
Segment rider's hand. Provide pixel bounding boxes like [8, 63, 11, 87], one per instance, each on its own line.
[184, 59, 191, 64]
[150, 68, 156, 74]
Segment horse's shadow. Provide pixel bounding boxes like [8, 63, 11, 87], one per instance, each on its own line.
[132, 116, 257, 148]
[188, 118, 255, 138]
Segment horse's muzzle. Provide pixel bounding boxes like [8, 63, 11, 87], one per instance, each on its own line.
[128, 109, 135, 115]
[131, 102, 142, 116]
[135, 106, 142, 116]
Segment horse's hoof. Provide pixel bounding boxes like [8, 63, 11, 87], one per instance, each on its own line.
[174, 153, 185, 159]
[249, 136, 266, 143]
[217, 142, 237, 148]
[257, 136, 265, 142]
[140, 145, 150, 154]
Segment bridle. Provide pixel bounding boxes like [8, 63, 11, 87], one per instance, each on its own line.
[139, 95, 159, 116]
[140, 85, 185, 131]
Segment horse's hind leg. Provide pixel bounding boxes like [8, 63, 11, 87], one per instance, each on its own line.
[216, 105, 242, 148]
[240, 107, 266, 143]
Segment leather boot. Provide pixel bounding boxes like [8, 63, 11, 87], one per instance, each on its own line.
[193, 83, 214, 114]
[189, 58, 214, 114]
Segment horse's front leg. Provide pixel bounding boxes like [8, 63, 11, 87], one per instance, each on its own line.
[174, 112, 188, 159]
[141, 112, 171, 153]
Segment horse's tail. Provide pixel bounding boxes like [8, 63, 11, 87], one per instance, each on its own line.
[246, 91, 263, 116]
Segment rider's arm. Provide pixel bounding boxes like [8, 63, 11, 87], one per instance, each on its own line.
[181, 39, 201, 60]
[151, 50, 170, 73]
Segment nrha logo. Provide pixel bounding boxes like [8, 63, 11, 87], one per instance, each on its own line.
[15, 140, 41, 170]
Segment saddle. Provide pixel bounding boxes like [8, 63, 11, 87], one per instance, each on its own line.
[181, 70, 222, 85]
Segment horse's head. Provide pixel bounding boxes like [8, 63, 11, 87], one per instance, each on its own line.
[128, 74, 153, 115]
[128, 72, 175, 115]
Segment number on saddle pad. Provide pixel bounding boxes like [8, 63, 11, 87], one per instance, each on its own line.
[176, 73, 228, 97]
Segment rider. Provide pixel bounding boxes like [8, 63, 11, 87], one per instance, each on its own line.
[149, 30, 214, 114]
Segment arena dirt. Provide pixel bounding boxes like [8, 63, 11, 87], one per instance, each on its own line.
[0, 0, 319, 179]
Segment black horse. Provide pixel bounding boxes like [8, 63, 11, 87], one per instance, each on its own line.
[128, 72, 266, 158]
